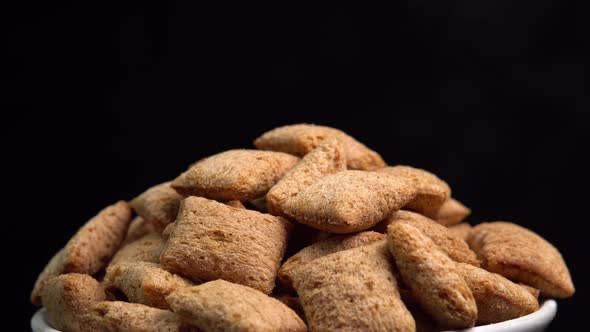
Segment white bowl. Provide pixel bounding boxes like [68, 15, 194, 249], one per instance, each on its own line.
[31, 299, 557, 332]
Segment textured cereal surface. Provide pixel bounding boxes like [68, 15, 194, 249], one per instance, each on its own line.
[225, 200, 245, 209]
[110, 232, 165, 266]
[42, 273, 106, 332]
[32, 201, 132, 305]
[254, 123, 385, 170]
[456, 263, 539, 324]
[467, 222, 575, 298]
[162, 222, 176, 240]
[103, 261, 194, 309]
[62, 201, 133, 275]
[379, 210, 478, 266]
[123, 217, 156, 245]
[283, 170, 416, 233]
[160, 197, 291, 294]
[387, 222, 477, 329]
[88, 301, 192, 332]
[436, 198, 471, 226]
[378, 165, 451, 218]
[131, 182, 183, 231]
[171, 149, 300, 201]
[278, 231, 385, 290]
[448, 223, 472, 241]
[520, 284, 541, 299]
[31, 248, 65, 305]
[291, 241, 415, 332]
[267, 137, 346, 216]
[167, 280, 306, 332]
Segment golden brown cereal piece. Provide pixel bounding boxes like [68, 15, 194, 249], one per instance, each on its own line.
[520, 284, 541, 299]
[160, 197, 292, 294]
[31, 201, 132, 305]
[131, 182, 183, 232]
[123, 217, 156, 245]
[436, 198, 471, 226]
[283, 170, 416, 233]
[42, 273, 106, 332]
[377, 165, 451, 218]
[171, 149, 300, 201]
[225, 200, 245, 208]
[379, 210, 478, 266]
[254, 123, 386, 170]
[89, 301, 191, 332]
[387, 222, 477, 329]
[456, 263, 539, 324]
[291, 241, 415, 332]
[267, 137, 346, 216]
[31, 248, 65, 305]
[467, 222, 575, 298]
[103, 261, 193, 309]
[62, 201, 133, 274]
[110, 232, 165, 266]
[278, 231, 385, 290]
[167, 280, 306, 332]
[162, 222, 176, 240]
[448, 223, 472, 241]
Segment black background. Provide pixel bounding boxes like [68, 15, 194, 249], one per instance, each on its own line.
[5, 2, 588, 330]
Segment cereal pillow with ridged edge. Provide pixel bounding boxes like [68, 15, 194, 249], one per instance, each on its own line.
[467, 221, 575, 298]
[435, 197, 471, 226]
[166, 280, 306, 332]
[282, 170, 417, 233]
[291, 241, 415, 332]
[102, 261, 194, 310]
[374, 210, 479, 266]
[87, 301, 196, 332]
[387, 222, 477, 329]
[456, 262, 539, 324]
[278, 231, 385, 291]
[254, 123, 385, 170]
[109, 232, 166, 266]
[130, 181, 183, 232]
[266, 136, 346, 216]
[31, 201, 132, 305]
[377, 165, 451, 218]
[159, 196, 292, 294]
[448, 223, 472, 240]
[171, 149, 299, 201]
[41, 273, 106, 332]
[122, 216, 156, 246]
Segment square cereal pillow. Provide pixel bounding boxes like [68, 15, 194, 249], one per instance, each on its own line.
[171, 149, 299, 201]
[160, 197, 292, 294]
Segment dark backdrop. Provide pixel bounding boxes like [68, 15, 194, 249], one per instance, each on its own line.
[6, 2, 587, 330]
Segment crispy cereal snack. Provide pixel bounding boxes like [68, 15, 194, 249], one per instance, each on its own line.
[292, 241, 415, 332]
[283, 170, 416, 233]
[160, 196, 291, 294]
[167, 280, 306, 332]
[387, 222, 477, 328]
[468, 222, 575, 298]
[267, 137, 346, 216]
[172, 149, 299, 201]
[254, 123, 385, 170]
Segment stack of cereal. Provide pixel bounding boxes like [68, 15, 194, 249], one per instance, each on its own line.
[31, 124, 575, 332]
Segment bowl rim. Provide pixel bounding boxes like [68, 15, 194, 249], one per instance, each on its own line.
[31, 299, 557, 332]
[445, 299, 557, 332]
